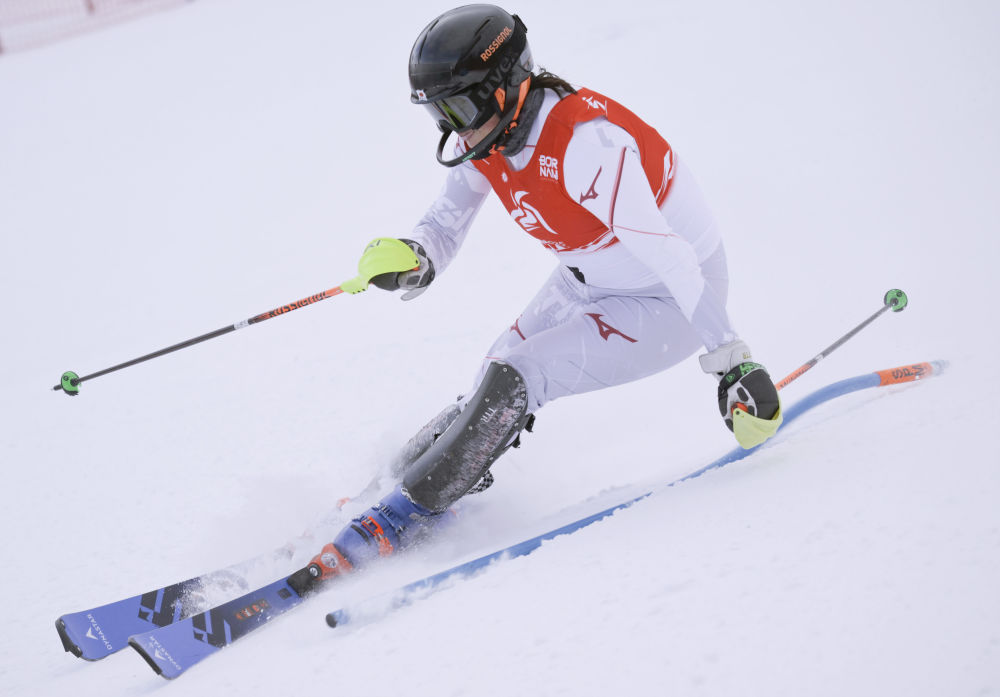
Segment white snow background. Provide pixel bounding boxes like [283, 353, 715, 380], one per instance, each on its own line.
[1, 0, 998, 694]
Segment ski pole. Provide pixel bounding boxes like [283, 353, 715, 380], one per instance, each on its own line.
[53, 238, 421, 395]
[774, 288, 908, 391]
[53, 285, 347, 395]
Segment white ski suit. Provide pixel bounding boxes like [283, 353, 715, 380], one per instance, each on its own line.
[408, 87, 737, 412]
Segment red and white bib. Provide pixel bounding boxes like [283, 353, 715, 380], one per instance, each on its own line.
[472, 88, 673, 253]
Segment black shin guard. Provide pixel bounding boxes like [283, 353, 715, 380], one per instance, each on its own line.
[402, 362, 530, 512]
[386, 402, 462, 482]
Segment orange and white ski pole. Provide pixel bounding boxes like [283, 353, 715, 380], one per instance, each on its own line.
[52, 285, 348, 395]
[52, 238, 421, 395]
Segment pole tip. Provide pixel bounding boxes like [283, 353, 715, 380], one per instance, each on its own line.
[884, 289, 908, 312]
[56, 371, 81, 396]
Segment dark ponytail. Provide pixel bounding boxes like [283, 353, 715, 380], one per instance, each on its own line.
[530, 70, 577, 97]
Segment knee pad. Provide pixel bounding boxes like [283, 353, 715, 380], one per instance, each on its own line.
[402, 361, 531, 512]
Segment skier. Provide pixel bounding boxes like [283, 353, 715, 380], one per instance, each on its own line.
[294, 4, 782, 592]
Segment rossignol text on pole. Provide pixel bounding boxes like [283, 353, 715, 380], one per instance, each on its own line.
[52, 237, 420, 396]
[53, 286, 347, 395]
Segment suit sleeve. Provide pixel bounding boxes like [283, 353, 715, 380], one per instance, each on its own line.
[406, 162, 492, 276]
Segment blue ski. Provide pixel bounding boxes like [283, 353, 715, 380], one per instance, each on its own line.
[55, 544, 301, 661]
[128, 573, 308, 679]
[56, 568, 252, 661]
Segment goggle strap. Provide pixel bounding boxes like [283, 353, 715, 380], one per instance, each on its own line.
[489, 78, 533, 156]
[511, 77, 531, 123]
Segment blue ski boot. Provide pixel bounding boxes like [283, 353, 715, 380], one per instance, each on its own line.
[289, 486, 438, 595]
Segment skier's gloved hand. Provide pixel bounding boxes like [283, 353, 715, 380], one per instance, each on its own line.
[700, 341, 783, 449]
[368, 239, 435, 301]
[699, 339, 753, 376]
[342, 237, 423, 296]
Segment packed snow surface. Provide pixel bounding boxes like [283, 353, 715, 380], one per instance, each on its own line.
[1, 1, 998, 695]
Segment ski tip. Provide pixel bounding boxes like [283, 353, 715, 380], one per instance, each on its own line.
[325, 611, 341, 628]
[875, 361, 949, 387]
[128, 637, 169, 679]
[55, 617, 84, 658]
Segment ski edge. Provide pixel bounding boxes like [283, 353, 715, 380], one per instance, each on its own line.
[127, 637, 167, 678]
[55, 618, 85, 659]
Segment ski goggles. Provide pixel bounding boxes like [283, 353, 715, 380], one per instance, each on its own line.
[420, 90, 493, 133]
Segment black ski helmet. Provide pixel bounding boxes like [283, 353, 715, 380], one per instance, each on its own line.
[409, 4, 534, 166]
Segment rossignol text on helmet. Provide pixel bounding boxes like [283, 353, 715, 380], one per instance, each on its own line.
[408, 4, 534, 166]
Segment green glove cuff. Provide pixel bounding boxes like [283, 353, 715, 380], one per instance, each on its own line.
[341, 238, 420, 294]
[732, 401, 783, 450]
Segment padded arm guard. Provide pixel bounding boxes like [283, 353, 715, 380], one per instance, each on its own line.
[717, 362, 783, 449]
[369, 239, 436, 300]
[341, 237, 424, 295]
